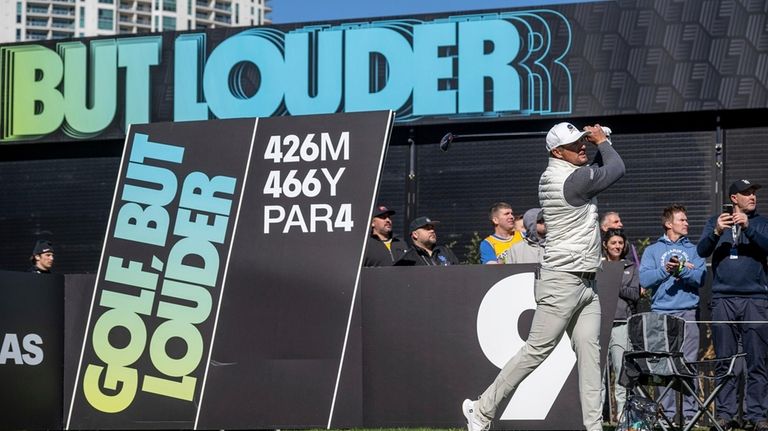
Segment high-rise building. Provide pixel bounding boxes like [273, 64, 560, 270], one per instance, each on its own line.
[0, 0, 271, 43]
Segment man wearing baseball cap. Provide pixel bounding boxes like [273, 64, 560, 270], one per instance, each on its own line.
[463, 122, 625, 431]
[29, 240, 55, 273]
[697, 179, 768, 431]
[395, 216, 459, 266]
[363, 204, 409, 267]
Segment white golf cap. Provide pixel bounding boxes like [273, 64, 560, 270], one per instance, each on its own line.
[545, 122, 589, 152]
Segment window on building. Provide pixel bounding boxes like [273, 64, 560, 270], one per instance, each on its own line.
[162, 16, 175, 30]
[163, 0, 176, 12]
[16, 2, 21, 23]
[28, 31, 47, 40]
[98, 9, 113, 30]
[235, 3, 239, 23]
[79, 6, 85, 27]
[16, 29, 21, 40]
[98, 0, 114, 3]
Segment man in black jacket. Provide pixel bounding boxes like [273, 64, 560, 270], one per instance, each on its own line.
[697, 179, 768, 431]
[363, 205, 409, 266]
[396, 216, 459, 266]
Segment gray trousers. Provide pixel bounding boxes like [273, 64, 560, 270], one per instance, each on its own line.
[608, 323, 629, 418]
[477, 268, 603, 431]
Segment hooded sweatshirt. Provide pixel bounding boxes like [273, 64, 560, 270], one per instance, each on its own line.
[639, 234, 706, 312]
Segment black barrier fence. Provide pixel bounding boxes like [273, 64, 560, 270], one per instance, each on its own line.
[4, 264, 764, 429]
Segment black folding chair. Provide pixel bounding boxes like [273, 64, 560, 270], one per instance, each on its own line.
[619, 312, 744, 431]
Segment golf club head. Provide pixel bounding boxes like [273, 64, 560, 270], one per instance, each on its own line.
[440, 133, 455, 152]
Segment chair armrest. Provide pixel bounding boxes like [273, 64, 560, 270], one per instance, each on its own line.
[686, 353, 746, 378]
[624, 351, 684, 361]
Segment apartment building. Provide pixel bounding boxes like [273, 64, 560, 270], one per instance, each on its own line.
[0, 0, 271, 43]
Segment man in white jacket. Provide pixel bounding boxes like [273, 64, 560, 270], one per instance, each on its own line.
[463, 123, 625, 431]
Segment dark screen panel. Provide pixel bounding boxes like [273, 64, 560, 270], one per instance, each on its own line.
[598, 130, 715, 244]
[375, 145, 408, 238]
[724, 127, 768, 193]
[415, 135, 548, 262]
[0, 157, 118, 273]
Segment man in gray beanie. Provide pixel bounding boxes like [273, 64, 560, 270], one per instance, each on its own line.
[507, 208, 546, 264]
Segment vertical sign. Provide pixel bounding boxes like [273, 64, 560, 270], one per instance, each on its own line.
[195, 111, 394, 428]
[67, 111, 394, 429]
[67, 118, 257, 428]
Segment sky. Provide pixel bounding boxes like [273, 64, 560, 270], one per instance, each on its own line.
[269, 0, 596, 24]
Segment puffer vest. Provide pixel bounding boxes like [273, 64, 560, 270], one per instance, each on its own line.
[538, 157, 601, 272]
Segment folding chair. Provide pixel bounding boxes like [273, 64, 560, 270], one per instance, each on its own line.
[618, 312, 744, 431]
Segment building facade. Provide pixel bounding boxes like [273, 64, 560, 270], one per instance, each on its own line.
[0, 0, 270, 42]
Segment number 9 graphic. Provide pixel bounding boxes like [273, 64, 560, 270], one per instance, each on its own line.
[476, 272, 576, 420]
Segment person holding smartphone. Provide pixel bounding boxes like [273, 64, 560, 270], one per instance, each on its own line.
[697, 180, 768, 431]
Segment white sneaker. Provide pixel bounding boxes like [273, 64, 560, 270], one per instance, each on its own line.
[462, 399, 490, 431]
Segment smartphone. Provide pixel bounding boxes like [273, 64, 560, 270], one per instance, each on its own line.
[722, 203, 734, 215]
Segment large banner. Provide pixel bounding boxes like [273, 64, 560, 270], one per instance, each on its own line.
[194, 114, 390, 428]
[0, 270, 64, 430]
[3, 0, 768, 143]
[66, 111, 394, 428]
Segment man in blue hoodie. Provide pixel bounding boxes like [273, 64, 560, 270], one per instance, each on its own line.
[639, 204, 706, 421]
[697, 179, 768, 431]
